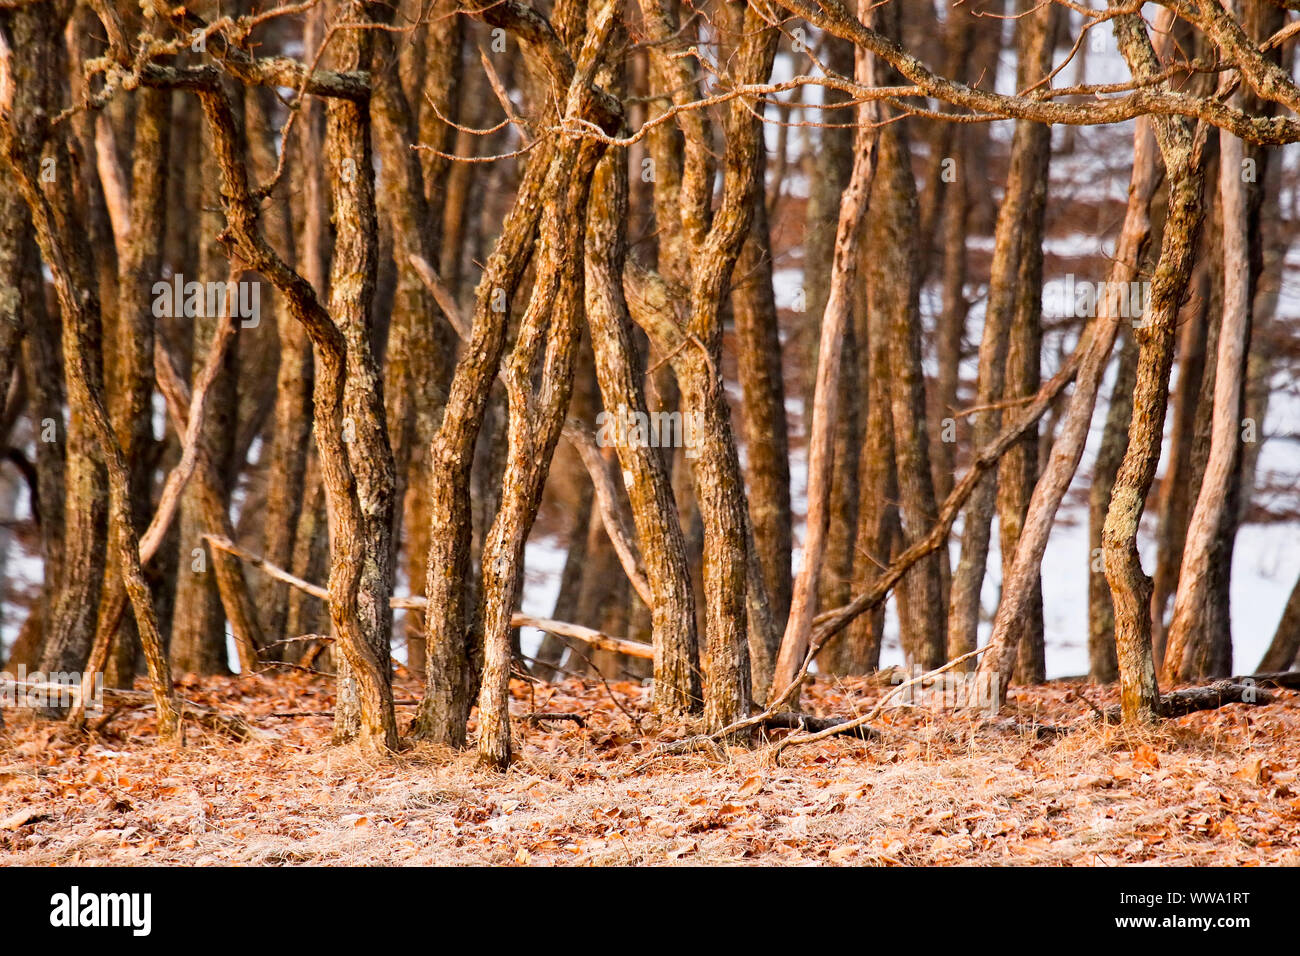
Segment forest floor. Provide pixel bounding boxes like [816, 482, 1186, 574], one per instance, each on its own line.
[2, 669, 1298, 866]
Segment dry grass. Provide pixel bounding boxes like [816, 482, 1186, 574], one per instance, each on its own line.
[1, 670, 1297, 866]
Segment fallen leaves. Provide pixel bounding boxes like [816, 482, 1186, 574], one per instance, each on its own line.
[1133, 744, 1162, 771]
[734, 773, 764, 799]
[1232, 757, 1269, 785]
[0, 671, 1296, 865]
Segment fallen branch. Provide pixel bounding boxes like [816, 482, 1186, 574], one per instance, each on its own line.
[263, 699, 423, 719]
[1234, 670, 1300, 690]
[1092, 672, 1297, 723]
[512, 614, 653, 661]
[203, 534, 655, 660]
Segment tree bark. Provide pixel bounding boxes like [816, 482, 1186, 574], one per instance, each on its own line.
[2, 7, 180, 740]
[870, 121, 943, 671]
[1162, 112, 1250, 682]
[1102, 9, 1208, 724]
[585, 130, 701, 714]
[1088, 329, 1137, 682]
[948, 0, 1055, 669]
[772, 31, 877, 695]
[732, 172, 793, 642]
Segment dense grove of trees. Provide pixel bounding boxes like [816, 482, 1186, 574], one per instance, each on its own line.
[2, 0, 1300, 766]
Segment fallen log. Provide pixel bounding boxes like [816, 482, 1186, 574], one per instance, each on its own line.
[521, 712, 586, 728]
[758, 711, 881, 741]
[1158, 681, 1275, 718]
[1101, 679, 1277, 723]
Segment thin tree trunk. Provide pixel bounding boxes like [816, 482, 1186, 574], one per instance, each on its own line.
[999, 6, 1057, 682]
[817, 318, 860, 674]
[732, 171, 793, 640]
[414, 139, 556, 746]
[948, 0, 1055, 668]
[978, 111, 1165, 705]
[323, 2, 397, 743]
[841, 258, 898, 674]
[797, 33, 854, 420]
[585, 133, 701, 714]
[872, 122, 944, 671]
[476, 122, 604, 768]
[772, 35, 878, 696]
[1088, 329, 1137, 682]
[1149, 263, 1212, 664]
[1162, 102, 1252, 683]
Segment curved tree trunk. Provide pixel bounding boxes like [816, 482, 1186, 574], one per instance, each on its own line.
[476, 113, 604, 766]
[1101, 8, 1208, 725]
[772, 33, 878, 696]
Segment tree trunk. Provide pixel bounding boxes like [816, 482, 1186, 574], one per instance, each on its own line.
[1149, 262, 1212, 665]
[2, 5, 180, 739]
[1088, 329, 1137, 682]
[1162, 106, 1252, 683]
[732, 173, 793, 641]
[871, 122, 944, 671]
[476, 126, 603, 767]
[772, 35, 878, 697]
[948, 0, 1055, 669]
[323, 3, 397, 743]
[585, 136, 701, 714]
[978, 111, 1165, 704]
[842, 245, 898, 674]
[5, 6, 109, 684]
[414, 139, 556, 746]
[998, 8, 1056, 682]
[1102, 9, 1208, 724]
